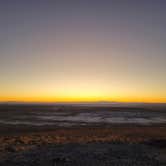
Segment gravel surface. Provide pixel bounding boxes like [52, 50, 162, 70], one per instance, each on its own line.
[0, 142, 165, 166]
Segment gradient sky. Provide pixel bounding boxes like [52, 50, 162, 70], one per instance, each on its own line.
[0, 0, 166, 102]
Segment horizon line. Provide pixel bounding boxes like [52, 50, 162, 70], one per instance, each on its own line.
[0, 101, 166, 105]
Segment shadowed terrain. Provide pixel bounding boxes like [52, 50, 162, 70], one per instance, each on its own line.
[0, 104, 166, 165]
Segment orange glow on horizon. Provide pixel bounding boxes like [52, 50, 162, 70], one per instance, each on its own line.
[0, 95, 166, 103]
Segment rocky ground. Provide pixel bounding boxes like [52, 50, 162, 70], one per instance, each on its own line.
[0, 127, 166, 165]
[0, 142, 166, 166]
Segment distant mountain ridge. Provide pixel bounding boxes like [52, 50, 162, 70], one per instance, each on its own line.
[0, 101, 166, 107]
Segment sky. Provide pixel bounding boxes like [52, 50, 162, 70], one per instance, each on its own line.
[0, 0, 166, 103]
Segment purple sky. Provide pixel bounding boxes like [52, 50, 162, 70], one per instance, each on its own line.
[0, 0, 166, 102]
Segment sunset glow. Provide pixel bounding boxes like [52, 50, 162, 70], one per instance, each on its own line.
[0, 1, 166, 103]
